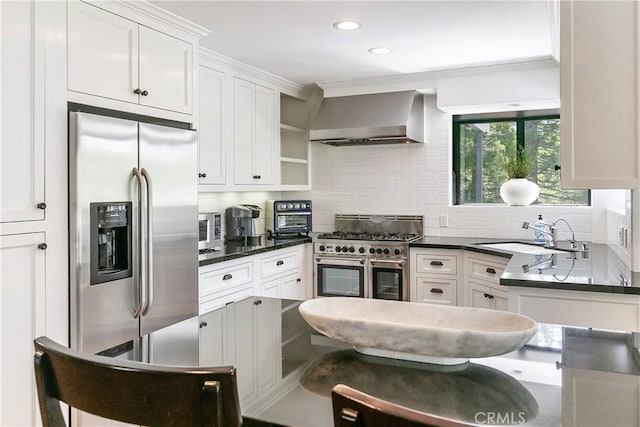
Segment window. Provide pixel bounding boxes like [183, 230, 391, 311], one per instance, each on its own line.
[452, 111, 589, 205]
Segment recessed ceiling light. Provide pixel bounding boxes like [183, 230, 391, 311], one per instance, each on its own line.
[368, 47, 393, 55]
[333, 21, 361, 31]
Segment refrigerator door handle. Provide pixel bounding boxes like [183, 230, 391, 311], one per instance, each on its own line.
[141, 168, 154, 316]
[132, 167, 146, 318]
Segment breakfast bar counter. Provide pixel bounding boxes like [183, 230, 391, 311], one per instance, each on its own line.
[102, 296, 640, 427]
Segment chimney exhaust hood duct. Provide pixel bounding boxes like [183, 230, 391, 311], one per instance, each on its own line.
[310, 91, 425, 146]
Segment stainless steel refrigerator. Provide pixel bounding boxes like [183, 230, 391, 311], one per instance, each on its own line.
[69, 111, 198, 355]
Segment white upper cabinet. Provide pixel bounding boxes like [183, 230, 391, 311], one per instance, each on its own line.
[67, 1, 193, 114]
[233, 77, 276, 185]
[1, 0, 46, 223]
[560, 0, 639, 188]
[198, 65, 226, 184]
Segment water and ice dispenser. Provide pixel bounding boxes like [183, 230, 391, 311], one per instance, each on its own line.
[90, 202, 132, 285]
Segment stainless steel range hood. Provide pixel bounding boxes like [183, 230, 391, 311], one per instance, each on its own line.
[310, 91, 424, 146]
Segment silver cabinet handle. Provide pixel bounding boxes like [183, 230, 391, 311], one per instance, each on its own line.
[141, 168, 153, 316]
[370, 260, 404, 266]
[132, 168, 145, 318]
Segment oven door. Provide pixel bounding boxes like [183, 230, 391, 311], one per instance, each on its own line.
[275, 212, 311, 234]
[370, 259, 406, 301]
[314, 256, 366, 298]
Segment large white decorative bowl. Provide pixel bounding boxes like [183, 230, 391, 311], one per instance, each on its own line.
[299, 298, 538, 365]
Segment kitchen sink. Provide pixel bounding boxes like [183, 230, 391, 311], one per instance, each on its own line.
[477, 242, 567, 255]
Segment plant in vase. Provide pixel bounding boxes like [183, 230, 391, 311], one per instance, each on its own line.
[500, 147, 539, 206]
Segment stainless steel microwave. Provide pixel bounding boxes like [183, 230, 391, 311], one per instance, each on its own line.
[265, 200, 312, 237]
[198, 212, 222, 251]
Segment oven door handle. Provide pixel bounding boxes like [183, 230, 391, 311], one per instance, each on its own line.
[370, 259, 405, 267]
[315, 257, 366, 265]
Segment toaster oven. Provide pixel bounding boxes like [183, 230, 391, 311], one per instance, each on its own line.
[265, 200, 312, 237]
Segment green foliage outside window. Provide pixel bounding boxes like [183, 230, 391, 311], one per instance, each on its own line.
[454, 114, 589, 205]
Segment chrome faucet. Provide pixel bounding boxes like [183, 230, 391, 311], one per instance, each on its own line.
[522, 217, 576, 249]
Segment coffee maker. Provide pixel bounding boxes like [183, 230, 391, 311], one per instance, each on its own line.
[225, 204, 262, 245]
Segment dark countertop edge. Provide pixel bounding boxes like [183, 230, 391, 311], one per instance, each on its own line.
[501, 278, 640, 295]
[199, 237, 311, 267]
[409, 238, 640, 295]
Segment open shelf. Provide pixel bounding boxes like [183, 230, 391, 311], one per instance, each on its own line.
[280, 93, 309, 188]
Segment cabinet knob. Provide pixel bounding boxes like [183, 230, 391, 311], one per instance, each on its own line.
[486, 267, 496, 274]
[38, 243, 47, 250]
[37, 202, 47, 210]
[141, 90, 149, 96]
[198, 173, 207, 178]
[483, 293, 494, 299]
[554, 165, 561, 171]
[296, 278, 301, 283]
[254, 299, 262, 306]
[133, 88, 141, 95]
[199, 322, 208, 328]
[257, 175, 261, 179]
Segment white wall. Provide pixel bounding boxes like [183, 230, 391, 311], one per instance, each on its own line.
[296, 96, 609, 242]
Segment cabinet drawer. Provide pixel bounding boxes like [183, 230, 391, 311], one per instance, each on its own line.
[199, 286, 252, 314]
[200, 261, 253, 298]
[414, 253, 457, 275]
[467, 256, 507, 285]
[413, 276, 457, 306]
[261, 250, 297, 278]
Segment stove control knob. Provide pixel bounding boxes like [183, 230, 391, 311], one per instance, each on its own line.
[369, 248, 375, 254]
[383, 248, 390, 255]
[341, 246, 348, 253]
[376, 248, 383, 254]
[394, 248, 401, 255]
[335, 246, 341, 252]
[318, 245, 326, 252]
[348, 246, 355, 253]
[359, 247, 366, 253]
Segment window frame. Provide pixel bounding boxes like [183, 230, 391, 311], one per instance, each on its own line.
[452, 111, 591, 206]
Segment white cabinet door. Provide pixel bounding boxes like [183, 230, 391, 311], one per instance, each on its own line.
[1, 233, 46, 426]
[198, 66, 226, 184]
[67, 0, 139, 104]
[138, 26, 193, 114]
[280, 273, 305, 300]
[467, 280, 493, 310]
[255, 298, 277, 394]
[1, 0, 45, 223]
[234, 297, 257, 404]
[254, 84, 275, 184]
[67, 1, 193, 114]
[199, 307, 229, 366]
[233, 77, 276, 185]
[233, 78, 256, 184]
[560, 0, 640, 189]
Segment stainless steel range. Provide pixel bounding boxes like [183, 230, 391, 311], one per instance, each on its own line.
[313, 214, 423, 301]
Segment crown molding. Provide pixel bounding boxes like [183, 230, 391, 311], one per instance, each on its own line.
[318, 56, 558, 98]
[199, 47, 311, 97]
[82, 0, 212, 40]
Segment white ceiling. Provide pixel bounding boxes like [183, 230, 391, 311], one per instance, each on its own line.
[154, 1, 554, 86]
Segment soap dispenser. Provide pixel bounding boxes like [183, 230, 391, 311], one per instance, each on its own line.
[534, 215, 547, 244]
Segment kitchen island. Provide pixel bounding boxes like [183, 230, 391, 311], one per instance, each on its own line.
[102, 296, 640, 427]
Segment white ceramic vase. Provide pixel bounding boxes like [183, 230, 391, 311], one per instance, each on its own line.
[500, 178, 539, 206]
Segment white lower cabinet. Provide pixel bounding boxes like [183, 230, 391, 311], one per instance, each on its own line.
[410, 248, 461, 305]
[463, 253, 509, 311]
[1, 233, 46, 426]
[467, 279, 508, 311]
[509, 287, 640, 332]
[199, 296, 279, 408]
[563, 367, 640, 427]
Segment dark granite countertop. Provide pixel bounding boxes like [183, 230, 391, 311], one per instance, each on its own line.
[103, 296, 640, 427]
[198, 234, 311, 267]
[410, 236, 640, 295]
